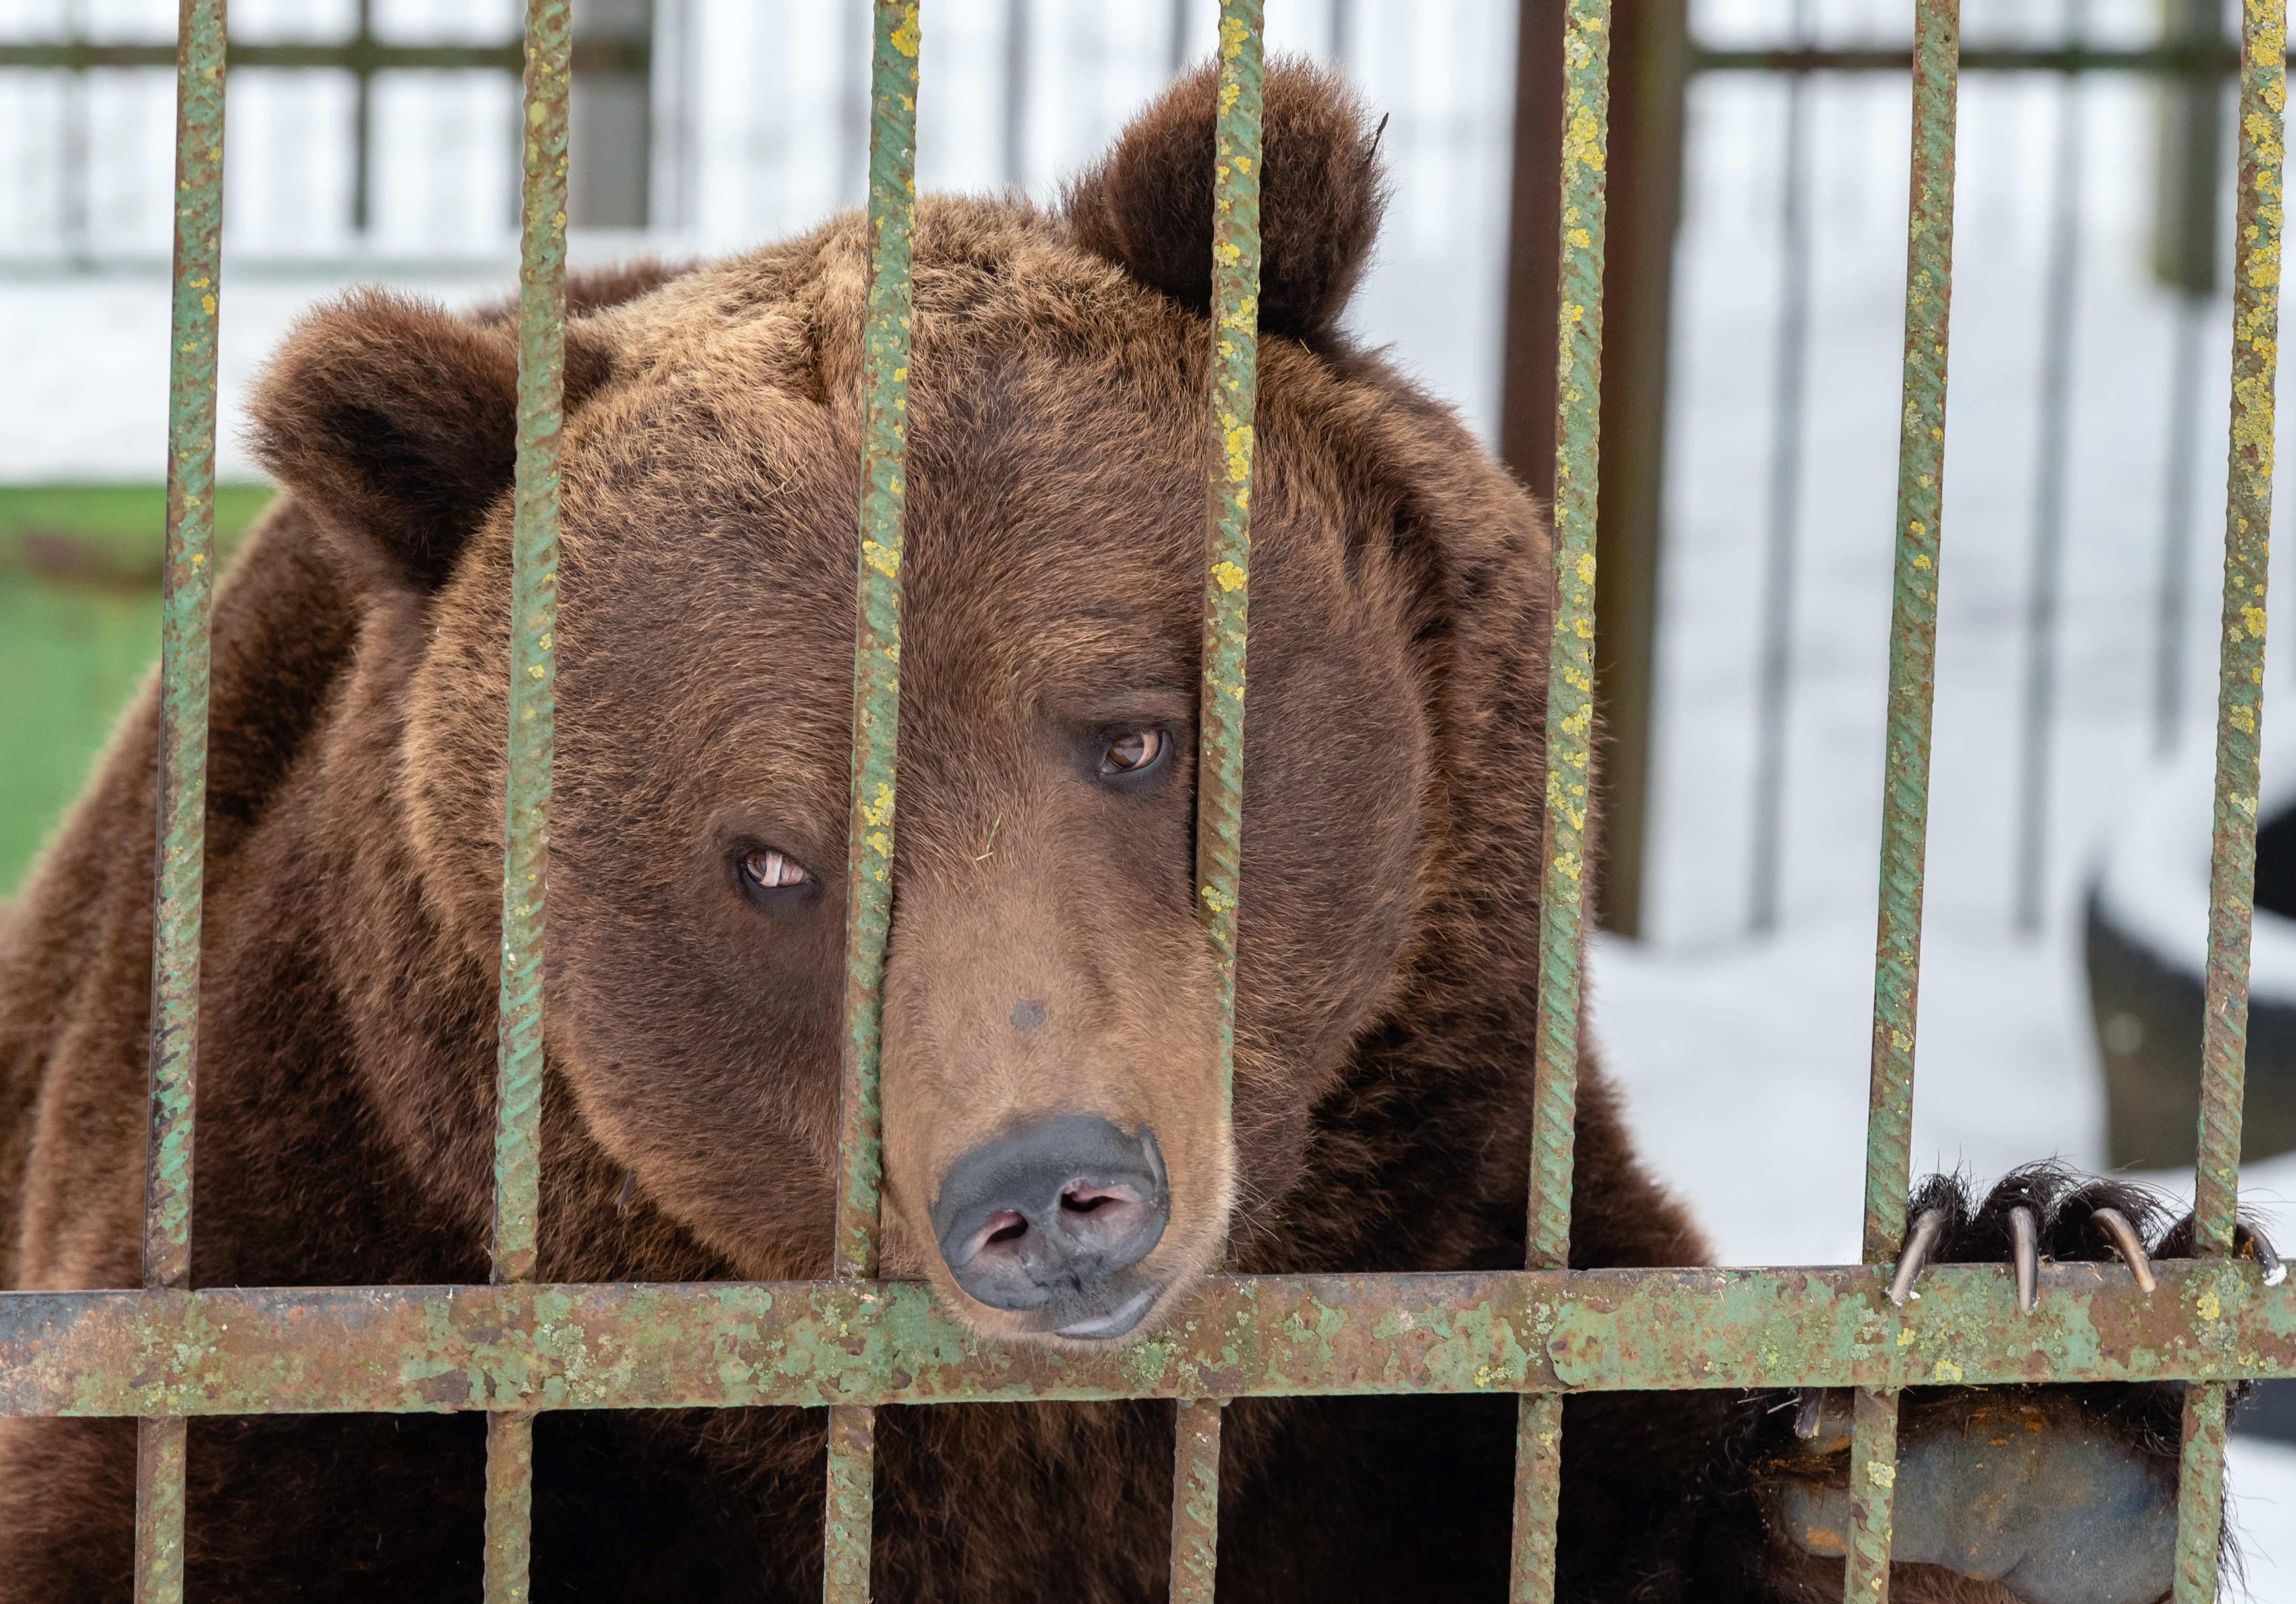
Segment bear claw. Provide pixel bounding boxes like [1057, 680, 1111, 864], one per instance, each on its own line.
[1887, 1208, 1947, 1306]
[2008, 1204, 2040, 1312]
[2088, 1206, 2157, 1293]
[1885, 1164, 2281, 1310]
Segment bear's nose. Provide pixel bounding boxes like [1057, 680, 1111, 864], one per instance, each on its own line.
[930, 1116, 1169, 1323]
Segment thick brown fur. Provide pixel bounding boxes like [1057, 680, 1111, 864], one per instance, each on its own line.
[0, 66, 2197, 1604]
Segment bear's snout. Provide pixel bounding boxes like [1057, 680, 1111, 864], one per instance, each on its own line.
[930, 1115, 1170, 1339]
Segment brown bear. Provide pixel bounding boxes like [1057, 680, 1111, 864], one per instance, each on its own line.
[0, 60, 2235, 1602]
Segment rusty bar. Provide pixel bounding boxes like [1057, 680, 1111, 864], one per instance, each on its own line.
[1526, 0, 1610, 1284]
[823, 1402, 876, 1603]
[2193, 0, 2284, 1264]
[2172, 1382, 2229, 1602]
[12, 1261, 2275, 1417]
[0, 40, 649, 71]
[1843, 1387, 1899, 1602]
[148, 0, 224, 1323]
[1850, 0, 1959, 1590]
[485, 1412, 534, 1602]
[1507, 1393, 1564, 1603]
[493, 0, 571, 1292]
[2173, 0, 2284, 1574]
[831, 0, 921, 1286]
[134, 1416, 187, 1603]
[1169, 1399, 1222, 1604]
[822, 9, 920, 1598]
[138, 2, 227, 1598]
[1864, 0, 1959, 1275]
[1194, 0, 1264, 1184]
[484, 3, 571, 1598]
[1510, 0, 1612, 1591]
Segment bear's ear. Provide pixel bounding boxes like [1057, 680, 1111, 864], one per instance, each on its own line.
[248, 288, 616, 595]
[1065, 57, 1386, 346]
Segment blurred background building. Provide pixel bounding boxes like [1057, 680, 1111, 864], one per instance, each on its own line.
[3, 0, 2294, 1584]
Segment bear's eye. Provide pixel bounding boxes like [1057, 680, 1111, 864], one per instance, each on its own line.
[1099, 728, 1167, 778]
[741, 849, 811, 892]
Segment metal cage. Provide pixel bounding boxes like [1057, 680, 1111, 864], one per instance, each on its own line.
[1, 1, 2290, 1600]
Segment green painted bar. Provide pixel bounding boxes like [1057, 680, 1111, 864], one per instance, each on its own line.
[492, 0, 571, 1292]
[1507, 1393, 1565, 1604]
[1526, 0, 1610, 1285]
[6, 1261, 2281, 1418]
[1844, 1387, 1899, 1601]
[138, 1, 227, 1598]
[824, 7, 921, 1597]
[822, 1402, 876, 1603]
[485, 3, 571, 1598]
[1511, 0, 1613, 1593]
[1848, 0, 1959, 1590]
[830, 0, 921, 1288]
[147, 0, 224, 1320]
[1169, 1399, 1223, 1603]
[134, 1415, 187, 1604]
[1862, 0, 1959, 1275]
[1193, 0, 1264, 1170]
[2175, 0, 2285, 1580]
[2172, 1382, 2229, 1603]
[2193, 0, 2284, 1269]
[485, 1412, 535, 1602]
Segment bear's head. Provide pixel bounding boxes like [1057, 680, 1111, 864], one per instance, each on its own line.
[249, 60, 1550, 1346]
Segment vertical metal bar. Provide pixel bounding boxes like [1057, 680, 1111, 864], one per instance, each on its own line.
[1194, 0, 1263, 1245]
[1509, 0, 1612, 1596]
[2012, 0, 2086, 934]
[832, 0, 919, 1300]
[62, 0, 91, 264]
[2152, 0, 2224, 756]
[484, 1413, 535, 1602]
[149, 0, 225, 1328]
[350, 0, 373, 234]
[1507, 1393, 1565, 1604]
[494, 0, 571, 1301]
[842, 0, 871, 207]
[134, 1417, 188, 1602]
[1749, 0, 1814, 936]
[1003, 0, 1029, 190]
[1849, 0, 1959, 1596]
[137, 3, 226, 1599]
[2174, 0, 2283, 1581]
[822, 6, 920, 1600]
[1845, 1387, 1901, 1601]
[1169, 1399, 1222, 1604]
[2191, 0, 2281, 1266]
[2156, 295, 2207, 755]
[484, 3, 571, 1599]
[822, 1402, 877, 1604]
[1164, 14, 1262, 1600]
[2173, 1381, 2229, 1603]
[1863, 0, 1959, 1271]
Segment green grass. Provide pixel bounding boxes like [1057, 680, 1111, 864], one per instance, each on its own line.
[0, 485, 273, 897]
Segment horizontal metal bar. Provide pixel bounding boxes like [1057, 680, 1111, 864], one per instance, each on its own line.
[3, 1263, 2284, 1417]
[0, 40, 647, 73]
[1690, 43, 2261, 73]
